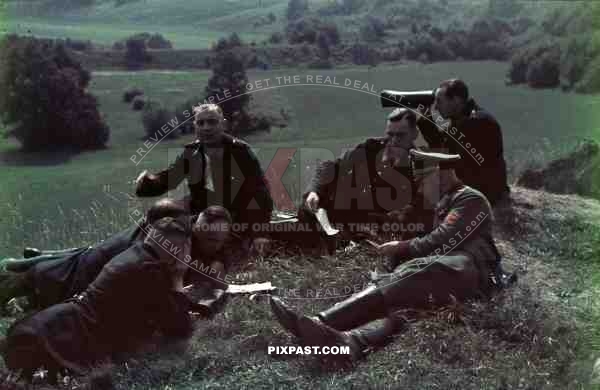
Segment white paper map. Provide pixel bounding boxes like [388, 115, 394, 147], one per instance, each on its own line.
[227, 282, 276, 294]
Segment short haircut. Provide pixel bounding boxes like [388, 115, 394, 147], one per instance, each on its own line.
[197, 205, 233, 226]
[388, 108, 417, 128]
[147, 198, 187, 223]
[439, 79, 469, 101]
[193, 103, 223, 118]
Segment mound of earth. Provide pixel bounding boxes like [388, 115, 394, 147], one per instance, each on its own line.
[517, 139, 600, 200]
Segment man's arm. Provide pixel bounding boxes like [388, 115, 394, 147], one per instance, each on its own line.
[417, 113, 446, 149]
[408, 192, 492, 258]
[305, 141, 371, 209]
[233, 143, 274, 227]
[135, 150, 189, 197]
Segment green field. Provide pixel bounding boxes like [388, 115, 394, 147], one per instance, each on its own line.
[4, 0, 288, 49]
[1, 61, 599, 255]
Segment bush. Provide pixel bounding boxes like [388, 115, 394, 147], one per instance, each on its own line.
[174, 96, 203, 134]
[574, 56, 600, 93]
[286, 17, 318, 44]
[308, 58, 333, 69]
[131, 95, 146, 111]
[0, 35, 109, 151]
[318, 22, 340, 46]
[380, 47, 403, 62]
[142, 100, 176, 139]
[206, 37, 251, 133]
[147, 33, 172, 49]
[125, 38, 151, 69]
[405, 34, 455, 62]
[286, 0, 308, 21]
[526, 49, 560, 88]
[123, 87, 144, 103]
[65, 38, 92, 51]
[360, 16, 386, 42]
[351, 42, 380, 66]
[213, 33, 243, 51]
[268, 32, 284, 44]
[560, 35, 600, 90]
[507, 42, 558, 85]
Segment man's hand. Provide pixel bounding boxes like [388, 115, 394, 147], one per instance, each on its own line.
[135, 169, 150, 187]
[377, 240, 410, 258]
[305, 192, 320, 213]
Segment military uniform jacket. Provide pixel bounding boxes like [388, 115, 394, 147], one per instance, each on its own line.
[408, 184, 501, 268]
[417, 99, 509, 205]
[136, 133, 273, 227]
[307, 137, 418, 215]
[4, 217, 194, 374]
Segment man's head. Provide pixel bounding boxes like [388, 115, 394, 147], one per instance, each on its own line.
[382, 108, 418, 167]
[410, 150, 461, 206]
[193, 104, 226, 144]
[144, 216, 192, 272]
[192, 205, 232, 255]
[434, 79, 469, 120]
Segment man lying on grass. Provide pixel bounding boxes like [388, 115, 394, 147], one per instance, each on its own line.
[0, 208, 231, 383]
[0, 202, 232, 314]
[270, 150, 506, 360]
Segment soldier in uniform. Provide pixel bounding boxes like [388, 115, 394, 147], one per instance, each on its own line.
[1, 213, 229, 380]
[135, 103, 273, 238]
[0, 202, 232, 313]
[270, 150, 503, 360]
[299, 107, 432, 245]
[417, 79, 510, 206]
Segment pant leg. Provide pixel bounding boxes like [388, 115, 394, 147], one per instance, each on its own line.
[377, 252, 487, 310]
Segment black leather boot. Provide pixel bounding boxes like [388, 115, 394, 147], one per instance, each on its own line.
[348, 315, 407, 351]
[23, 247, 82, 259]
[270, 296, 303, 338]
[23, 247, 42, 259]
[296, 315, 364, 361]
[317, 285, 387, 331]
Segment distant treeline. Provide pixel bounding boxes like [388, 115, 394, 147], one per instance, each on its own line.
[506, 2, 600, 93]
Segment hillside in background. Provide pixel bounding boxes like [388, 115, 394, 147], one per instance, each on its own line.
[7, 0, 599, 91]
[3, 0, 549, 50]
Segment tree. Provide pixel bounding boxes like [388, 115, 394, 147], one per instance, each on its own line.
[142, 100, 176, 139]
[287, 0, 308, 21]
[125, 37, 151, 69]
[0, 35, 110, 151]
[205, 36, 251, 135]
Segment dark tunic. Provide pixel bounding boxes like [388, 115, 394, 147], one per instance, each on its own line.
[303, 138, 432, 237]
[3, 235, 192, 375]
[27, 224, 145, 308]
[135, 133, 273, 232]
[417, 99, 510, 205]
[25, 217, 227, 309]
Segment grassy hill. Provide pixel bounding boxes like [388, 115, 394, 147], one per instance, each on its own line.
[3, 0, 553, 49]
[2, 186, 600, 389]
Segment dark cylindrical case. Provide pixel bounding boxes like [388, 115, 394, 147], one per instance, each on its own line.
[380, 89, 435, 108]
